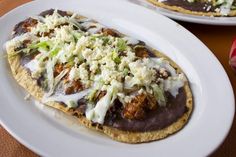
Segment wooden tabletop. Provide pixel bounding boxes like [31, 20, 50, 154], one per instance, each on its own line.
[0, 0, 235, 156]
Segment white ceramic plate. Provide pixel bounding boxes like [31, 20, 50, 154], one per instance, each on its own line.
[129, 0, 236, 25]
[0, 0, 234, 156]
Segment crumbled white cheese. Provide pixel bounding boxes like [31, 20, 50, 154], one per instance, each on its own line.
[89, 60, 99, 73]
[152, 58, 177, 76]
[128, 59, 156, 86]
[54, 25, 74, 42]
[78, 63, 89, 81]
[32, 10, 68, 35]
[81, 48, 93, 60]
[68, 66, 79, 81]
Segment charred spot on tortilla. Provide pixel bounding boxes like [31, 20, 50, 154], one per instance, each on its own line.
[6, 9, 193, 143]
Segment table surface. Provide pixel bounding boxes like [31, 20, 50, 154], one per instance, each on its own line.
[0, 0, 235, 157]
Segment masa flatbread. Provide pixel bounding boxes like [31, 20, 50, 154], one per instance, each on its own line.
[6, 10, 193, 143]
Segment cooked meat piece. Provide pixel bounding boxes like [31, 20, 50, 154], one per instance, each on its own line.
[54, 63, 64, 77]
[40, 29, 54, 37]
[123, 93, 158, 120]
[134, 46, 149, 58]
[133, 45, 157, 58]
[123, 94, 147, 120]
[101, 28, 120, 37]
[95, 91, 107, 101]
[75, 99, 87, 116]
[65, 80, 83, 94]
[146, 94, 157, 110]
[13, 18, 38, 37]
[56, 23, 69, 28]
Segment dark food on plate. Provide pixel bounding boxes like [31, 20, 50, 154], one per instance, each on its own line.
[147, 0, 236, 16]
[6, 9, 193, 143]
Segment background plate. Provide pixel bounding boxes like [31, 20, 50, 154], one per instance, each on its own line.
[129, 0, 236, 25]
[0, 0, 235, 156]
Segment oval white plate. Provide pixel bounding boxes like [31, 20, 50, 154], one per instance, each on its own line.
[129, 0, 236, 25]
[0, 0, 234, 157]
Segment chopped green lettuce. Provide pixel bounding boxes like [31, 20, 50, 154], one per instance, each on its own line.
[112, 50, 121, 64]
[152, 84, 166, 106]
[49, 47, 61, 57]
[29, 41, 52, 51]
[116, 38, 127, 52]
[87, 89, 98, 102]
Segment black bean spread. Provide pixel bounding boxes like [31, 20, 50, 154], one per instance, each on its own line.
[163, 0, 216, 12]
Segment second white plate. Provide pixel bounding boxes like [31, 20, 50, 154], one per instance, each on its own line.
[130, 0, 236, 25]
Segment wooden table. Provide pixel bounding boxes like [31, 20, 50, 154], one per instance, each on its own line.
[0, 0, 235, 156]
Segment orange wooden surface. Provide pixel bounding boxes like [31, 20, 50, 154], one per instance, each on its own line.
[0, 0, 235, 156]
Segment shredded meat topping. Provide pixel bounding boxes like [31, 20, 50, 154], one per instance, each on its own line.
[123, 93, 157, 120]
[65, 80, 83, 94]
[53, 63, 83, 94]
[54, 64, 64, 77]
[134, 46, 149, 58]
[101, 28, 120, 37]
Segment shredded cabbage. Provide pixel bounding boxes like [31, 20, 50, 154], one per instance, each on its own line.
[116, 38, 127, 52]
[112, 50, 121, 64]
[45, 58, 57, 96]
[86, 88, 113, 124]
[151, 84, 166, 106]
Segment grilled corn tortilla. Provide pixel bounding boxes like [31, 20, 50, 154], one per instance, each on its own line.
[147, 0, 236, 16]
[6, 9, 193, 143]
